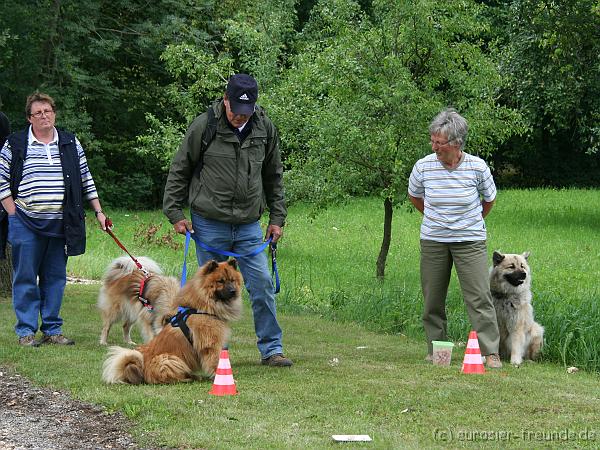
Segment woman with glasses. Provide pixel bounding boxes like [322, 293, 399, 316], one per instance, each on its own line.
[0, 92, 106, 346]
[408, 108, 502, 369]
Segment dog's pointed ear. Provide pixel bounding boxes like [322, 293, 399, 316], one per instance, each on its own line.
[492, 251, 505, 266]
[227, 258, 238, 270]
[202, 260, 219, 274]
[522, 251, 530, 260]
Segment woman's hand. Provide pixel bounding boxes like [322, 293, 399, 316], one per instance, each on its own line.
[95, 211, 107, 231]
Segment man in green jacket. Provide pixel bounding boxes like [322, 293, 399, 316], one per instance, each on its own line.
[163, 74, 292, 367]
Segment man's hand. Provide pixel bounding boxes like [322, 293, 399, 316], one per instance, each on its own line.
[173, 219, 194, 235]
[266, 224, 283, 243]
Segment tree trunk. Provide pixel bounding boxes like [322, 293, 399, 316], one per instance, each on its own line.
[376, 197, 393, 279]
[0, 244, 12, 298]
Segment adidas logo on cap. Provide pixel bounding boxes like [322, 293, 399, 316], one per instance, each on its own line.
[239, 93, 250, 101]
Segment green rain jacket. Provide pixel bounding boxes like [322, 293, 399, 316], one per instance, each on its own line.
[163, 100, 286, 227]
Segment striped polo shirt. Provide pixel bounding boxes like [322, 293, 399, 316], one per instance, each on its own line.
[0, 127, 98, 237]
[408, 152, 496, 242]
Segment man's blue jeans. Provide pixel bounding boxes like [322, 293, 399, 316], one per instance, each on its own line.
[191, 214, 283, 359]
[7, 214, 67, 338]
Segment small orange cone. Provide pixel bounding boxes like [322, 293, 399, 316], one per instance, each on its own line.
[461, 330, 485, 374]
[209, 348, 238, 396]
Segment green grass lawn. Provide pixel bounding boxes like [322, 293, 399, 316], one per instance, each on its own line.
[1, 284, 599, 449]
[65, 188, 600, 372]
[1, 189, 599, 448]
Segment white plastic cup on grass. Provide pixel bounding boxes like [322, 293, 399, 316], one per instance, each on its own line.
[431, 341, 454, 366]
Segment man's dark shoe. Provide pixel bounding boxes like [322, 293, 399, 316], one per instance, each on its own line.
[261, 353, 293, 367]
[40, 334, 75, 345]
[18, 335, 39, 347]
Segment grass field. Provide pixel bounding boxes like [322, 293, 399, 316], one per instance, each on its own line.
[1, 285, 599, 449]
[0, 189, 599, 448]
[65, 188, 600, 372]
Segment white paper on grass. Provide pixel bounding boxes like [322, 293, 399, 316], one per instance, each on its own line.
[332, 435, 372, 442]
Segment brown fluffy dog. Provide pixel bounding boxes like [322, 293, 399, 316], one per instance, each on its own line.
[98, 256, 180, 345]
[102, 259, 242, 384]
[490, 251, 544, 367]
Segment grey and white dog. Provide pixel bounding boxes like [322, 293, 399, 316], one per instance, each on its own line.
[490, 251, 544, 367]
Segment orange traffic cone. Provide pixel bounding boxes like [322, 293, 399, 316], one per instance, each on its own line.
[461, 330, 485, 374]
[209, 348, 238, 396]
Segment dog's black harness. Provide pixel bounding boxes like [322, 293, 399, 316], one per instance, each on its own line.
[169, 307, 219, 347]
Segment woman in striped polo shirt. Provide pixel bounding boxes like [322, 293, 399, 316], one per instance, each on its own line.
[408, 108, 502, 369]
[0, 92, 106, 347]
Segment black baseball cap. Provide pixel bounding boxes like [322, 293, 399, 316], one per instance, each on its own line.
[226, 74, 258, 116]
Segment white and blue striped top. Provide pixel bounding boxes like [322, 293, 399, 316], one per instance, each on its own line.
[408, 152, 496, 242]
[0, 127, 98, 223]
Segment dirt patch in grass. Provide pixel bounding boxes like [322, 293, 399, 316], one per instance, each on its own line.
[0, 366, 172, 450]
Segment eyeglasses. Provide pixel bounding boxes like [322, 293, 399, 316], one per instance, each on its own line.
[430, 138, 453, 147]
[30, 109, 54, 119]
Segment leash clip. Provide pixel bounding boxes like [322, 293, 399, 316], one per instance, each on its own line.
[139, 297, 154, 311]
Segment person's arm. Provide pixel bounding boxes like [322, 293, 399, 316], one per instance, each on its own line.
[0, 112, 10, 144]
[163, 115, 206, 235]
[407, 161, 425, 215]
[477, 161, 496, 220]
[481, 199, 495, 218]
[0, 141, 15, 215]
[409, 195, 424, 214]
[262, 119, 286, 243]
[1, 196, 16, 215]
[88, 198, 107, 230]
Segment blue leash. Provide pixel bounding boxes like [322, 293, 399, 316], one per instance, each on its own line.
[175, 231, 193, 316]
[180, 231, 280, 293]
[173, 232, 219, 345]
[180, 230, 191, 287]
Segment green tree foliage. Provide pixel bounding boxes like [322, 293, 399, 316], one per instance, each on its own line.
[136, 0, 298, 187]
[265, 0, 524, 276]
[0, 0, 220, 207]
[493, 0, 600, 186]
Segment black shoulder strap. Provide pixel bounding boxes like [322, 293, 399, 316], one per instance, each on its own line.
[169, 307, 219, 347]
[193, 106, 218, 179]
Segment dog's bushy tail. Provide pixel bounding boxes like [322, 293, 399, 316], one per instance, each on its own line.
[102, 256, 163, 284]
[102, 346, 145, 384]
[144, 354, 196, 384]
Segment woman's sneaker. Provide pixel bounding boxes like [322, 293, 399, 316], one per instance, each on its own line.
[484, 353, 502, 369]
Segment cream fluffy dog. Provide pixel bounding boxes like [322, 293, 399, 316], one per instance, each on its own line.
[97, 256, 179, 345]
[490, 251, 544, 366]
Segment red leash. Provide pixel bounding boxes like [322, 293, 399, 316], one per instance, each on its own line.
[103, 216, 153, 311]
[103, 217, 147, 273]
